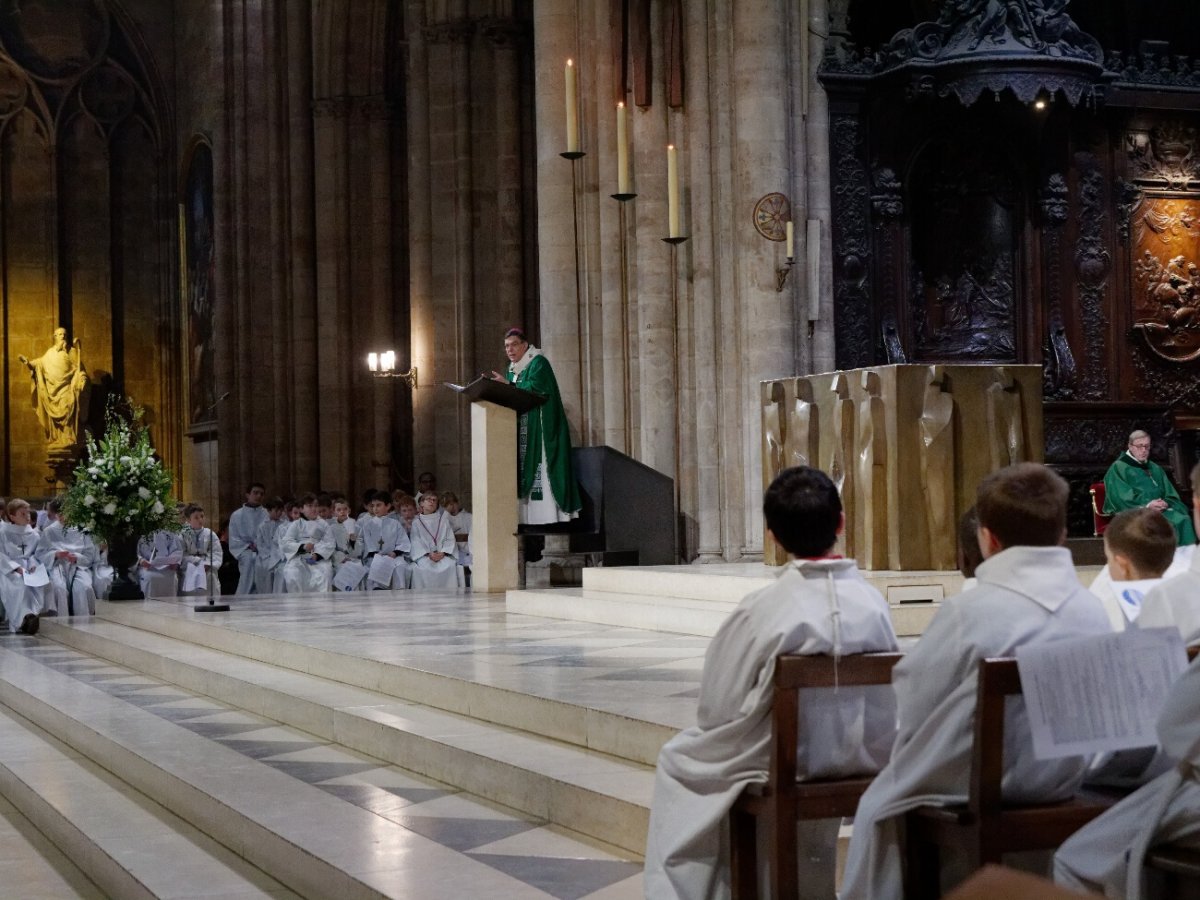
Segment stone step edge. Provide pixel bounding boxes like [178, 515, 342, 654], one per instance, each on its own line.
[0, 647, 398, 900]
[0, 704, 285, 900]
[43, 620, 652, 855]
[94, 599, 673, 766]
[505, 590, 730, 637]
[582, 567, 773, 601]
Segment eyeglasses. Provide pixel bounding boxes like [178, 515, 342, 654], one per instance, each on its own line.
[1131, 442, 1151, 450]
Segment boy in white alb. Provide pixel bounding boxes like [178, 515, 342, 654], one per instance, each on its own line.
[254, 497, 286, 594]
[36, 500, 97, 617]
[1138, 460, 1200, 644]
[841, 463, 1111, 899]
[1089, 508, 1175, 631]
[355, 491, 409, 590]
[409, 493, 457, 590]
[316, 494, 350, 571]
[441, 491, 472, 584]
[137, 528, 182, 599]
[644, 467, 899, 900]
[227, 482, 268, 595]
[334, 497, 358, 557]
[179, 504, 223, 596]
[280, 493, 335, 593]
[0, 499, 51, 634]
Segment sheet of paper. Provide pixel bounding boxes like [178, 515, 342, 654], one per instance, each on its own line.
[151, 551, 182, 570]
[332, 560, 366, 592]
[367, 553, 397, 587]
[22, 565, 49, 587]
[1017, 627, 1188, 760]
[182, 561, 207, 593]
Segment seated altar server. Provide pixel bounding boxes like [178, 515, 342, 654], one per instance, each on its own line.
[179, 504, 223, 596]
[0, 499, 51, 634]
[840, 463, 1111, 899]
[1055, 652, 1200, 899]
[137, 527, 183, 599]
[1137, 461, 1200, 645]
[280, 493, 335, 593]
[36, 501, 97, 617]
[316, 494, 350, 571]
[355, 491, 409, 591]
[409, 492, 458, 590]
[442, 491, 472, 578]
[643, 466, 899, 900]
[227, 482, 267, 595]
[1089, 508, 1175, 632]
[253, 497, 286, 594]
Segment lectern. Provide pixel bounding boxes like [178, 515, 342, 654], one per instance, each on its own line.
[446, 377, 546, 591]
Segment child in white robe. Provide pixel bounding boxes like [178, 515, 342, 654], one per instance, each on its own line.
[37, 501, 97, 617]
[334, 497, 358, 554]
[1090, 508, 1174, 632]
[280, 493, 335, 593]
[0, 499, 51, 634]
[137, 529, 182, 599]
[316, 494, 350, 572]
[1055, 652, 1200, 899]
[841, 463, 1112, 899]
[644, 466, 899, 900]
[1137, 460, 1200, 645]
[355, 491, 409, 591]
[409, 493, 457, 590]
[441, 491, 472, 585]
[254, 497, 286, 594]
[227, 482, 268, 595]
[179, 504, 223, 596]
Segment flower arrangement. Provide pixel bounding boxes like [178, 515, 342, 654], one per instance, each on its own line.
[62, 403, 177, 543]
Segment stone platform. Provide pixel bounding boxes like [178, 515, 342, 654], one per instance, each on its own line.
[507, 562, 1104, 638]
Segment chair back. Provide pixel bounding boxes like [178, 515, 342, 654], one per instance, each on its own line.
[1090, 482, 1112, 536]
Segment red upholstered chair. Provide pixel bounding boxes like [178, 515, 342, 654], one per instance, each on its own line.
[1090, 482, 1112, 536]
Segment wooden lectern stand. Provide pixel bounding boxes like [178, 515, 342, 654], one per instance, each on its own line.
[446, 377, 546, 592]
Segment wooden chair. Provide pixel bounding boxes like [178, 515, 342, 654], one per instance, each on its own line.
[1089, 482, 1112, 536]
[902, 658, 1116, 900]
[1145, 845, 1200, 899]
[728, 651, 903, 900]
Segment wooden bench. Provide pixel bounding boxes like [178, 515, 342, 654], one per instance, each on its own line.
[729, 651, 903, 900]
[903, 658, 1117, 899]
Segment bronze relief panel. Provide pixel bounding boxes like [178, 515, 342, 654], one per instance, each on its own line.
[1130, 195, 1200, 362]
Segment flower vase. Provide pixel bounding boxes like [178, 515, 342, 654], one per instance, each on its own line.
[106, 532, 144, 601]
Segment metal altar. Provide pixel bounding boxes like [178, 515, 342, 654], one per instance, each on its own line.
[761, 364, 1043, 570]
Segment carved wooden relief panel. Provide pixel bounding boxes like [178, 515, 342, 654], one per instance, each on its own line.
[1129, 196, 1200, 362]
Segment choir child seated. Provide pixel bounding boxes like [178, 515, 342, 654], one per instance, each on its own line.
[279, 493, 334, 593]
[643, 466, 899, 899]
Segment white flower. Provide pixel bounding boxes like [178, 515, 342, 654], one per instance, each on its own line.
[153, 501, 164, 514]
[88, 467, 99, 475]
[138, 487, 151, 499]
[103, 503, 117, 515]
[84, 495, 96, 507]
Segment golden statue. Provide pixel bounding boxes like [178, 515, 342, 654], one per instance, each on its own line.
[18, 326, 90, 460]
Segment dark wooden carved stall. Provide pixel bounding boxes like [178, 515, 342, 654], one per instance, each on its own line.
[820, 0, 1200, 535]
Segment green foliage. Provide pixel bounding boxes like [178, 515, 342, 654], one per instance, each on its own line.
[62, 401, 177, 542]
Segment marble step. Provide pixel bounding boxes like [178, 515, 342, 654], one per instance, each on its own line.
[0, 700, 294, 900]
[507, 585, 941, 638]
[88, 599, 677, 768]
[40, 617, 654, 856]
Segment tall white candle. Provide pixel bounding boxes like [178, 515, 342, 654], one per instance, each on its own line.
[786, 220, 794, 260]
[616, 102, 629, 194]
[667, 144, 680, 237]
[565, 59, 579, 153]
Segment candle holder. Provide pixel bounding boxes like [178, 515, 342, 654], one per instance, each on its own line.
[776, 258, 795, 292]
[661, 236, 689, 245]
[560, 151, 586, 160]
[611, 193, 637, 202]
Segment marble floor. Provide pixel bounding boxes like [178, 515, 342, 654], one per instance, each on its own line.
[0, 632, 646, 899]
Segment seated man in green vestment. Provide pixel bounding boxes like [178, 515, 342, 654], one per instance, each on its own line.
[1103, 430, 1197, 546]
[491, 327, 582, 525]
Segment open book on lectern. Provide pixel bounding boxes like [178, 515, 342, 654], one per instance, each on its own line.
[444, 376, 548, 414]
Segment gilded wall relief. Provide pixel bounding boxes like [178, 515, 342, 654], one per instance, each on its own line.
[1130, 196, 1200, 362]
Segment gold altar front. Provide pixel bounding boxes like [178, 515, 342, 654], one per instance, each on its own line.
[761, 364, 1043, 569]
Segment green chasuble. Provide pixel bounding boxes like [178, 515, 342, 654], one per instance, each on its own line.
[1103, 453, 1197, 546]
[507, 350, 582, 514]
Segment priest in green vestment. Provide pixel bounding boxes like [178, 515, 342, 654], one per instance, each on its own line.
[492, 327, 581, 524]
[1103, 430, 1196, 546]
